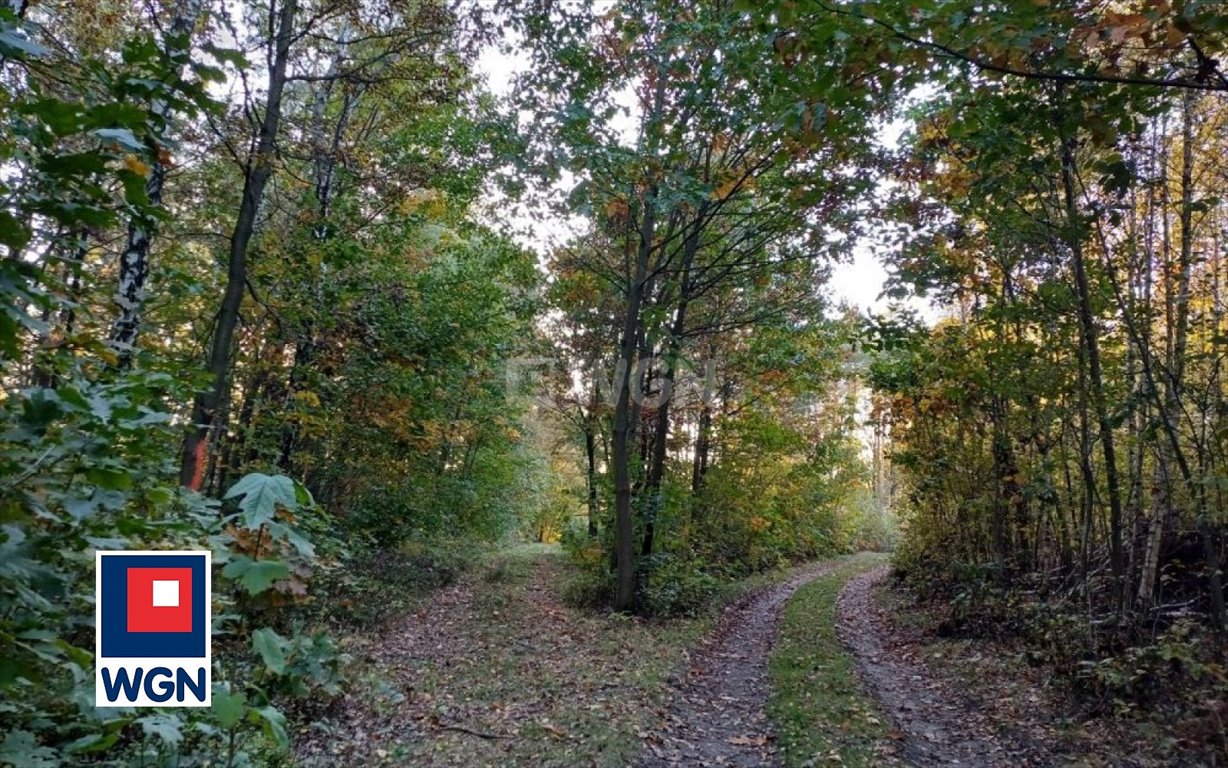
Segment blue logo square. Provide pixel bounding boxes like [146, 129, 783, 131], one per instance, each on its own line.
[99, 553, 208, 658]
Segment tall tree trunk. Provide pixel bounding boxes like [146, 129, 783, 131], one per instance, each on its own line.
[1139, 97, 1195, 609]
[612, 234, 652, 612]
[1061, 129, 1126, 604]
[640, 212, 702, 558]
[612, 61, 666, 613]
[180, 0, 297, 489]
[108, 0, 205, 365]
[691, 402, 711, 495]
[585, 418, 599, 537]
[989, 397, 1022, 578]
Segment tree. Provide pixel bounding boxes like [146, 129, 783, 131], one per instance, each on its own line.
[180, 0, 298, 489]
[521, 0, 896, 611]
[107, 0, 206, 365]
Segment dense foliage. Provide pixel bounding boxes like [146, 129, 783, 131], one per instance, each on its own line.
[10, 0, 1227, 763]
[844, 0, 1228, 755]
[519, 0, 897, 613]
[0, 0, 541, 763]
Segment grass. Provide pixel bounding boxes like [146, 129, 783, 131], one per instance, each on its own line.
[769, 553, 892, 768]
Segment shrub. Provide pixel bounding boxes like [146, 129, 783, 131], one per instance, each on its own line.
[641, 556, 722, 618]
[560, 568, 614, 610]
[0, 469, 322, 766]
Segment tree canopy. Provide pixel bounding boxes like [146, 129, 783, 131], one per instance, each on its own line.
[1, 0, 1226, 763]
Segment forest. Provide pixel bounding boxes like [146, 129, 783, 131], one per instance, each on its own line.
[0, 0, 1226, 766]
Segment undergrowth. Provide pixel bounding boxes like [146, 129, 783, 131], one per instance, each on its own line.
[891, 550, 1228, 764]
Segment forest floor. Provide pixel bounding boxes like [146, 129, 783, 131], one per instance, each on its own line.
[293, 547, 1180, 768]
[294, 546, 868, 767]
[836, 567, 1049, 766]
[635, 558, 850, 767]
[852, 570, 1209, 767]
[296, 544, 714, 767]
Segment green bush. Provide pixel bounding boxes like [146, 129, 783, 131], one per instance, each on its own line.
[560, 568, 614, 610]
[0, 468, 322, 766]
[641, 556, 722, 618]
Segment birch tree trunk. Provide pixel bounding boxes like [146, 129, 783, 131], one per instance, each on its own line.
[108, 0, 205, 365]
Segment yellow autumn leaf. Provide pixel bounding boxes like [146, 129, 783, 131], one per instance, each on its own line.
[123, 154, 151, 177]
[399, 188, 443, 215]
[714, 178, 739, 199]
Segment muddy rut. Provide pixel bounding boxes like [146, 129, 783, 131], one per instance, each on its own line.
[836, 566, 1046, 767]
[637, 561, 842, 767]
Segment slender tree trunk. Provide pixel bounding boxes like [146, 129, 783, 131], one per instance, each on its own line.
[1061, 129, 1126, 604]
[612, 235, 652, 612]
[989, 397, 1021, 578]
[585, 418, 599, 537]
[1137, 93, 1196, 610]
[640, 212, 702, 558]
[612, 61, 666, 613]
[109, 0, 205, 365]
[180, 0, 297, 489]
[691, 403, 711, 494]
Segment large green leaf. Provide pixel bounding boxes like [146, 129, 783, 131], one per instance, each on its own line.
[250, 705, 289, 749]
[211, 686, 247, 729]
[0, 730, 58, 767]
[223, 473, 297, 528]
[137, 714, 183, 748]
[251, 627, 288, 675]
[221, 556, 289, 595]
[64, 731, 119, 755]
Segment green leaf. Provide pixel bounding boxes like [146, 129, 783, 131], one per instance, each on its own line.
[221, 555, 289, 595]
[0, 730, 58, 767]
[0, 210, 30, 251]
[265, 520, 314, 557]
[252, 627, 288, 674]
[85, 466, 133, 491]
[53, 638, 92, 669]
[202, 41, 248, 69]
[293, 479, 315, 508]
[64, 731, 119, 755]
[137, 714, 183, 747]
[224, 472, 297, 528]
[211, 686, 247, 729]
[250, 705, 289, 750]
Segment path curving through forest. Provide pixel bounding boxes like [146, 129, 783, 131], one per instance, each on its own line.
[636, 561, 842, 767]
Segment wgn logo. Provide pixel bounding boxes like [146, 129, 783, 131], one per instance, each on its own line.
[95, 551, 211, 707]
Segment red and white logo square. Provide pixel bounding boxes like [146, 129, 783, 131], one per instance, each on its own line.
[126, 567, 193, 633]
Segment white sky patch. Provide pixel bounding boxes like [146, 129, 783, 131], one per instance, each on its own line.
[830, 247, 891, 312]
